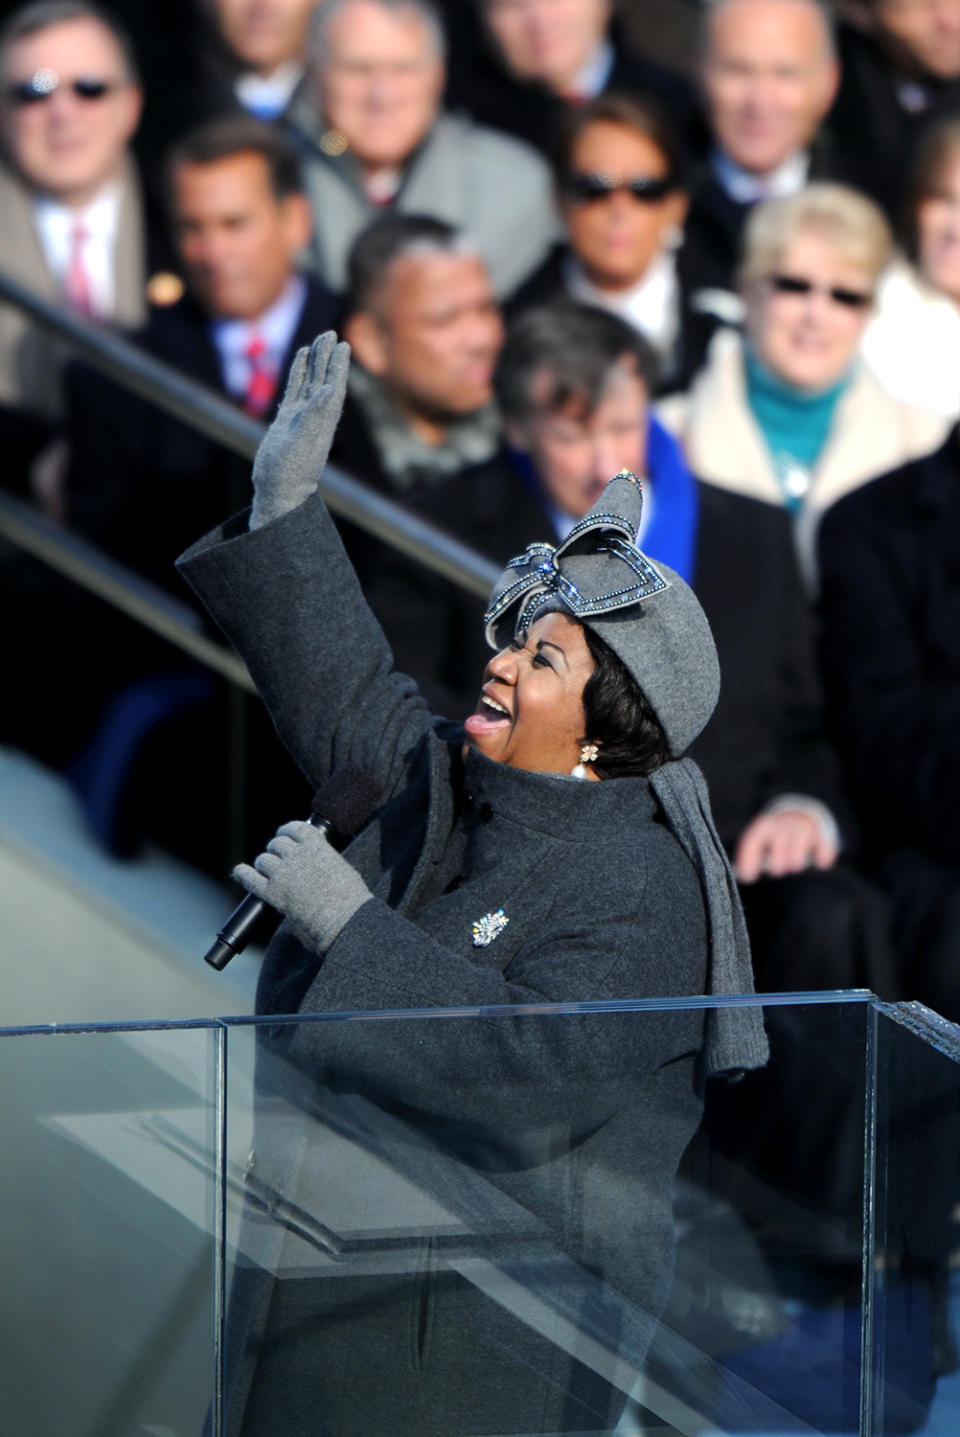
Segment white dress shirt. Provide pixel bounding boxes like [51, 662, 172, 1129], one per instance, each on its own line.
[234, 62, 303, 120]
[711, 148, 810, 205]
[34, 182, 122, 317]
[567, 38, 614, 99]
[210, 273, 307, 400]
[565, 249, 681, 366]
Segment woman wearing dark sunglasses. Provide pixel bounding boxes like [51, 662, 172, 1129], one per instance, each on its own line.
[507, 93, 721, 391]
[657, 181, 948, 589]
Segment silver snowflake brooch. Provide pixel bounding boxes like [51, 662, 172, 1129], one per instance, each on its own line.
[472, 909, 509, 947]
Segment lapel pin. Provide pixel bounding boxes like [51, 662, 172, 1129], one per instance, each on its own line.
[472, 909, 509, 947]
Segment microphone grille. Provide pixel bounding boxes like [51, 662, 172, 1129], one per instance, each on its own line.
[311, 763, 383, 838]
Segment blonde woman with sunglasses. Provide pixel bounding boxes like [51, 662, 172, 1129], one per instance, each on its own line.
[657, 182, 949, 589]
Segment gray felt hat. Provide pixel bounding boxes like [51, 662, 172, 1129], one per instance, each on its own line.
[484, 471, 720, 758]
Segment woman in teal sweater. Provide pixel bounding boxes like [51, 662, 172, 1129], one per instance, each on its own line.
[657, 182, 947, 588]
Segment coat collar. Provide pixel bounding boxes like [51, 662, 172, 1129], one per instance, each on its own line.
[462, 745, 657, 839]
[663, 328, 949, 516]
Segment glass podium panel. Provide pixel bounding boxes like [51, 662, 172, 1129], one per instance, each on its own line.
[872, 1003, 960, 1437]
[3, 995, 957, 1436]
[0, 1020, 220, 1436]
[219, 994, 878, 1436]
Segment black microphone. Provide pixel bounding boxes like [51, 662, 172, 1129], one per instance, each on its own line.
[204, 763, 383, 970]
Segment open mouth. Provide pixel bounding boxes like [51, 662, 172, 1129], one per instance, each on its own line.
[464, 690, 512, 737]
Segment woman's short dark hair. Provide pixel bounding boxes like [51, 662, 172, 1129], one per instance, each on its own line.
[903, 118, 960, 259]
[580, 624, 670, 779]
[552, 90, 687, 193]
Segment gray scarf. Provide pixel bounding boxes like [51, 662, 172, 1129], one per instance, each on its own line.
[650, 758, 768, 1078]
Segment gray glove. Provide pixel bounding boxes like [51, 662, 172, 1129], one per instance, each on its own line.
[249, 331, 351, 530]
[233, 820, 373, 953]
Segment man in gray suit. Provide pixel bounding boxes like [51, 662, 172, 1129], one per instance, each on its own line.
[0, 1, 164, 451]
[288, 0, 559, 297]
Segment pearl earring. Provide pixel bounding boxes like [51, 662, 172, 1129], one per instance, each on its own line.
[571, 743, 599, 780]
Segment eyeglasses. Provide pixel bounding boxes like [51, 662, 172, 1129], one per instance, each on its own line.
[5, 68, 121, 105]
[768, 273, 873, 309]
[561, 171, 678, 206]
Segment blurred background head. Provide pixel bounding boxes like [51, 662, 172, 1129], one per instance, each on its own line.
[905, 117, 960, 304]
[859, 0, 960, 82]
[478, 0, 612, 97]
[344, 214, 504, 438]
[0, 0, 142, 206]
[701, 0, 838, 177]
[554, 93, 688, 292]
[310, 0, 445, 172]
[213, 0, 322, 77]
[168, 116, 311, 320]
[739, 181, 892, 390]
[496, 301, 657, 518]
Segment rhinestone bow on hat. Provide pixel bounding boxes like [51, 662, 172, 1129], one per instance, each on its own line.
[484, 471, 664, 647]
[483, 470, 720, 759]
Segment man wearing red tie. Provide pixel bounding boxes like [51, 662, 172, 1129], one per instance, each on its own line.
[64, 114, 338, 585]
[53, 114, 338, 865]
[0, 1, 165, 459]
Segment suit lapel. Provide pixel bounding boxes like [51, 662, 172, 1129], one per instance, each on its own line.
[0, 163, 58, 298]
[399, 119, 462, 226]
[113, 156, 147, 329]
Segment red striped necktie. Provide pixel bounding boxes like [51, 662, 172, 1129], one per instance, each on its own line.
[244, 333, 278, 416]
[65, 220, 94, 317]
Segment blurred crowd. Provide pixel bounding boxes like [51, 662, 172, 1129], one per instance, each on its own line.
[4, 0, 960, 1044]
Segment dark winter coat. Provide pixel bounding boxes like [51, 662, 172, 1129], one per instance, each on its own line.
[818, 424, 960, 1019]
[819, 423, 960, 867]
[178, 492, 744, 1435]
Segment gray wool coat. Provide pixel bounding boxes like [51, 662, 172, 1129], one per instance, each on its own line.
[289, 107, 559, 298]
[178, 494, 743, 1436]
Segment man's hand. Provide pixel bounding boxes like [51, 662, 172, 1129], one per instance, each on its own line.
[734, 808, 838, 884]
[249, 332, 351, 530]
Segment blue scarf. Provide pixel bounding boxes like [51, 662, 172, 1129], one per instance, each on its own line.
[642, 414, 699, 585]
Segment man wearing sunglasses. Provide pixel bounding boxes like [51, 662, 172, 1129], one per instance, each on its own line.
[0, 0, 166, 473]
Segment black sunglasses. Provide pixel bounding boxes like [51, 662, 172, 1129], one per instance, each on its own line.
[561, 171, 677, 206]
[768, 273, 873, 309]
[6, 69, 119, 105]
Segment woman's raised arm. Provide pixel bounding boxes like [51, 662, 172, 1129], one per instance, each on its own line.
[177, 335, 437, 799]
